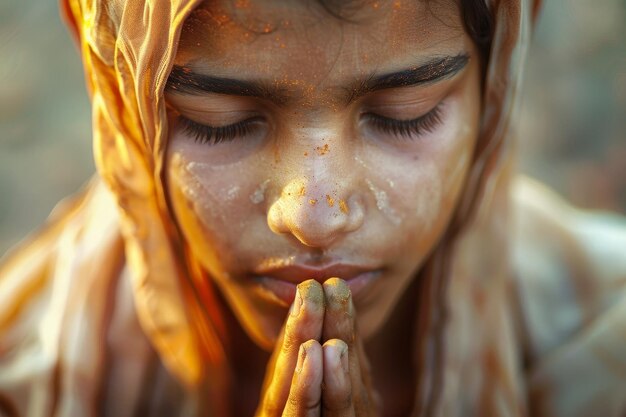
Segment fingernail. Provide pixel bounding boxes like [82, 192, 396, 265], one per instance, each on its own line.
[295, 344, 307, 373]
[290, 287, 303, 317]
[340, 346, 349, 373]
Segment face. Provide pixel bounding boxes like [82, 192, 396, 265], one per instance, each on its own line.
[164, 0, 481, 350]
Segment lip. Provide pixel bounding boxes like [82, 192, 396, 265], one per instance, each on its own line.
[251, 263, 382, 307]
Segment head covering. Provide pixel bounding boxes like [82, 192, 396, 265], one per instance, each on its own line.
[0, 0, 547, 416]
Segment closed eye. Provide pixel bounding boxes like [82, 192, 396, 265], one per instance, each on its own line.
[178, 116, 265, 145]
[362, 104, 443, 140]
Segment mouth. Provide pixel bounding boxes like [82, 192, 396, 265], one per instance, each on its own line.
[250, 263, 383, 307]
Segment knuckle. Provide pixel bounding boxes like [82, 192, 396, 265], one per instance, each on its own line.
[280, 333, 299, 353]
[305, 397, 322, 411]
[286, 394, 300, 409]
[281, 328, 311, 354]
[286, 393, 321, 411]
[282, 334, 301, 350]
[281, 317, 320, 351]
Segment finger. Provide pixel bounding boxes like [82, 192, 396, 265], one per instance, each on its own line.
[322, 278, 373, 415]
[322, 278, 353, 344]
[259, 280, 324, 415]
[322, 339, 354, 417]
[282, 340, 323, 417]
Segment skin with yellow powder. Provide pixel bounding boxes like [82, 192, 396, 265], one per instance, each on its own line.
[3, 0, 626, 415]
[164, 0, 481, 414]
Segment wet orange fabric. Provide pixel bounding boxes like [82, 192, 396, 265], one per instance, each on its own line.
[0, 0, 625, 416]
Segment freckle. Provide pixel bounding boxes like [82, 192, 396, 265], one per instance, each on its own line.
[326, 194, 335, 207]
[303, 151, 308, 157]
[309, 199, 318, 206]
[299, 186, 306, 197]
[339, 200, 349, 213]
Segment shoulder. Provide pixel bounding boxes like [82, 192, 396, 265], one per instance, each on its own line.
[510, 176, 626, 416]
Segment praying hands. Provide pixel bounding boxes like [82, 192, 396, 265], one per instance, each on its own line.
[255, 279, 381, 416]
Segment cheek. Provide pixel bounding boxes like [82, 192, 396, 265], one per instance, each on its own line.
[366, 101, 477, 255]
[388, 162, 446, 256]
[406, 81, 479, 240]
[165, 149, 262, 274]
[166, 146, 286, 350]
[416, 139, 475, 239]
[168, 152, 236, 231]
[406, 144, 471, 238]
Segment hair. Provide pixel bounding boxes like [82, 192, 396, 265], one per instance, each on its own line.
[458, 0, 493, 63]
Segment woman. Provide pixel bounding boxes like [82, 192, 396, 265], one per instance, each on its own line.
[0, 0, 624, 416]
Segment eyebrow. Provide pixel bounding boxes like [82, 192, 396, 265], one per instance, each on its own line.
[166, 53, 469, 105]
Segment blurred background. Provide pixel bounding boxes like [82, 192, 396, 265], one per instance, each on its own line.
[0, 0, 625, 255]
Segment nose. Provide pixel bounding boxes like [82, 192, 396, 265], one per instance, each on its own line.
[267, 177, 365, 248]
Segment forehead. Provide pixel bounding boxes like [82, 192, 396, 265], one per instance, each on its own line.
[175, 0, 467, 87]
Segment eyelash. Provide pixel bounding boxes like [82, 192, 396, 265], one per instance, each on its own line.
[179, 104, 444, 145]
[362, 104, 444, 140]
[179, 116, 263, 145]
